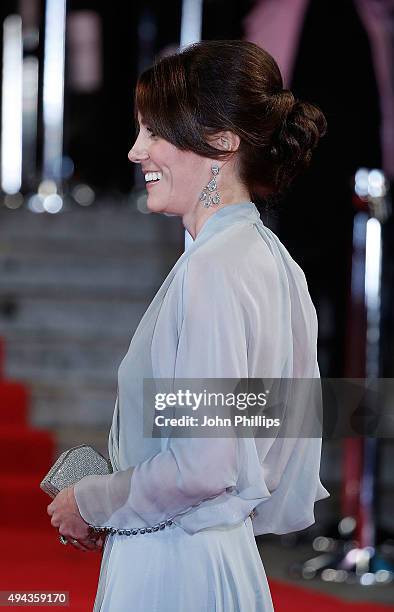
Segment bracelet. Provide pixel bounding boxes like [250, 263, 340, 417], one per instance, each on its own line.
[88, 518, 174, 538]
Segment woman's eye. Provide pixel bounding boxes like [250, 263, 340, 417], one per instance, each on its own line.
[146, 127, 157, 138]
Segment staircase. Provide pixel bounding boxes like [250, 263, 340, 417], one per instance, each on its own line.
[0, 346, 55, 527]
[0, 199, 182, 452]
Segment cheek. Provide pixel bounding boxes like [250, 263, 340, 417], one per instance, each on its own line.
[167, 172, 204, 201]
[167, 157, 206, 191]
[150, 143, 207, 198]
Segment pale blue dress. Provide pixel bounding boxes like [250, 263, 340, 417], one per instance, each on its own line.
[74, 201, 330, 611]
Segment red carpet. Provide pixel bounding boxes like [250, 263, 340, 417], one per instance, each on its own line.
[0, 340, 391, 610]
[269, 580, 393, 611]
[0, 526, 101, 611]
[0, 352, 101, 611]
[0, 527, 391, 611]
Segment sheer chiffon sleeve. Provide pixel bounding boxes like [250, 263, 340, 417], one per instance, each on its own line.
[74, 254, 247, 528]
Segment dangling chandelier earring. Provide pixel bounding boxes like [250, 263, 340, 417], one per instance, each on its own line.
[199, 164, 221, 208]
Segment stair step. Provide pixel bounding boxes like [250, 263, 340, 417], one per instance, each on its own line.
[0, 475, 55, 528]
[0, 297, 147, 339]
[0, 203, 182, 244]
[0, 204, 181, 432]
[2, 336, 125, 382]
[0, 252, 172, 294]
[0, 338, 3, 377]
[0, 426, 54, 475]
[0, 380, 116, 428]
[0, 381, 28, 425]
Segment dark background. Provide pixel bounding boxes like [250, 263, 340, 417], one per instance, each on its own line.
[0, 0, 391, 378]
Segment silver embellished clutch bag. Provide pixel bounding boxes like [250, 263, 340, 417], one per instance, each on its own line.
[40, 444, 113, 498]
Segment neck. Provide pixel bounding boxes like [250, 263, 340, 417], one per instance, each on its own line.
[183, 184, 251, 240]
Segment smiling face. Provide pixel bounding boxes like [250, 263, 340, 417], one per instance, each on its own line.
[128, 115, 214, 216]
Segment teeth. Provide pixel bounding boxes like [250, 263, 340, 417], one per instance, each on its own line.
[144, 172, 162, 183]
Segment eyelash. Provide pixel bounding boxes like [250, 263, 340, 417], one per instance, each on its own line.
[146, 127, 156, 138]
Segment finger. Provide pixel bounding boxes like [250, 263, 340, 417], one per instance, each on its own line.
[95, 536, 105, 549]
[66, 533, 98, 551]
[69, 539, 90, 552]
[86, 532, 101, 544]
[85, 533, 103, 550]
[78, 538, 99, 551]
[51, 516, 59, 528]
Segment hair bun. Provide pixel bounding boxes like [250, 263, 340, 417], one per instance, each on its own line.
[267, 92, 327, 192]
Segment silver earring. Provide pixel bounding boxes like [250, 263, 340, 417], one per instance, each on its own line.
[199, 164, 221, 207]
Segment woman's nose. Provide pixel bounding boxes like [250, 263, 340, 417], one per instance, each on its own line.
[128, 139, 149, 164]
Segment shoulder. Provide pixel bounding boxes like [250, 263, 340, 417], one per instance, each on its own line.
[185, 221, 281, 292]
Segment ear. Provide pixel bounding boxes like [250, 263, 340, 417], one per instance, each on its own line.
[208, 130, 241, 153]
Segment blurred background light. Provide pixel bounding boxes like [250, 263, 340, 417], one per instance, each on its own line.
[338, 516, 357, 536]
[375, 570, 392, 584]
[27, 193, 45, 213]
[355, 167, 369, 198]
[368, 169, 386, 198]
[135, 191, 150, 214]
[355, 168, 388, 200]
[38, 180, 57, 197]
[67, 11, 102, 93]
[22, 56, 39, 187]
[180, 0, 203, 48]
[365, 218, 381, 313]
[43, 193, 63, 214]
[360, 572, 375, 586]
[3, 193, 24, 210]
[1, 15, 23, 195]
[60, 156, 75, 179]
[72, 183, 95, 206]
[42, 0, 66, 182]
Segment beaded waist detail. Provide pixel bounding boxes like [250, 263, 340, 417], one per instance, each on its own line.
[88, 510, 257, 538]
[88, 518, 174, 538]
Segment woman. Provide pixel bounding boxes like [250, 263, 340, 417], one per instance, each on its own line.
[48, 40, 330, 611]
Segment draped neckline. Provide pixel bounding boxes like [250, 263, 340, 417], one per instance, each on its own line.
[192, 201, 262, 244]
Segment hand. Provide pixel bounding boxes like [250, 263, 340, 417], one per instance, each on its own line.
[47, 485, 104, 552]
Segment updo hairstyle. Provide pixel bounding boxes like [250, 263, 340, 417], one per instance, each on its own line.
[135, 40, 327, 201]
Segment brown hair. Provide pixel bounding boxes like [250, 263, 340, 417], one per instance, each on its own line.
[135, 40, 327, 202]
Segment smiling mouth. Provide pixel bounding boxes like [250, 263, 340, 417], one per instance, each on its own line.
[144, 171, 162, 185]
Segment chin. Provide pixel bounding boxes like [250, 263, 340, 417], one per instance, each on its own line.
[146, 195, 166, 213]
[146, 194, 179, 216]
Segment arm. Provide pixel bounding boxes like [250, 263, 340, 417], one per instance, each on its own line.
[74, 255, 247, 528]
